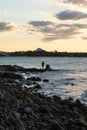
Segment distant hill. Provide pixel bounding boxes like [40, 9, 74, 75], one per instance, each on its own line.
[0, 49, 87, 57]
[34, 48, 47, 52]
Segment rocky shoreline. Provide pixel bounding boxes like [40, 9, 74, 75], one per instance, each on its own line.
[0, 65, 87, 130]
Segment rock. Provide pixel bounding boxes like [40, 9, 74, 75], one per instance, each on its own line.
[0, 65, 17, 72]
[43, 79, 49, 82]
[39, 105, 51, 114]
[10, 115, 25, 130]
[8, 97, 19, 108]
[75, 118, 87, 127]
[0, 72, 23, 79]
[34, 84, 41, 89]
[71, 83, 74, 86]
[0, 126, 5, 130]
[68, 97, 74, 101]
[14, 112, 20, 119]
[0, 90, 6, 101]
[28, 77, 41, 81]
[75, 99, 82, 107]
[26, 79, 33, 85]
[50, 120, 64, 130]
[0, 65, 87, 130]
[24, 107, 33, 114]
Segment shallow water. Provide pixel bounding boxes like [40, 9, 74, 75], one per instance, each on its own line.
[0, 56, 87, 103]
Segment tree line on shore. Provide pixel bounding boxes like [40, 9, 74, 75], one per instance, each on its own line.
[1, 50, 87, 57]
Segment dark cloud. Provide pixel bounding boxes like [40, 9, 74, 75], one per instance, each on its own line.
[42, 27, 80, 41]
[56, 10, 87, 20]
[40, 23, 87, 38]
[0, 22, 18, 32]
[28, 19, 87, 41]
[63, 0, 87, 6]
[55, 23, 87, 29]
[29, 21, 53, 27]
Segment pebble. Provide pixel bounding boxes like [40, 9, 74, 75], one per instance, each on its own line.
[24, 107, 33, 114]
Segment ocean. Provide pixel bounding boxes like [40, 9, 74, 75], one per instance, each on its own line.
[0, 56, 87, 103]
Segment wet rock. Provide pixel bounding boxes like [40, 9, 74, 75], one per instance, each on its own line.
[43, 79, 49, 82]
[24, 107, 33, 114]
[28, 77, 41, 81]
[34, 84, 41, 89]
[0, 65, 18, 72]
[0, 72, 23, 79]
[71, 83, 74, 86]
[26, 79, 33, 85]
[65, 82, 69, 85]
[0, 65, 87, 130]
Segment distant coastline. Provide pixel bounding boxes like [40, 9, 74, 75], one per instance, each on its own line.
[1, 50, 87, 57]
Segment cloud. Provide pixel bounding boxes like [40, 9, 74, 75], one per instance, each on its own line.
[63, 0, 87, 6]
[29, 21, 53, 27]
[41, 23, 84, 41]
[56, 10, 87, 20]
[55, 23, 87, 29]
[82, 36, 87, 40]
[42, 27, 80, 41]
[0, 22, 18, 32]
[27, 20, 87, 41]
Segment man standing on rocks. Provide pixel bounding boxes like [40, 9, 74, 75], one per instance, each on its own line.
[41, 61, 45, 69]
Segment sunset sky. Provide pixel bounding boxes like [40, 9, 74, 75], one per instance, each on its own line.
[1, 0, 87, 52]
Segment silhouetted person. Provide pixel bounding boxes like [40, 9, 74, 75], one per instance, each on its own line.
[45, 64, 51, 70]
[41, 61, 45, 69]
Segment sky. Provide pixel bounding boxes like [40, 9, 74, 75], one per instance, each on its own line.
[1, 0, 87, 52]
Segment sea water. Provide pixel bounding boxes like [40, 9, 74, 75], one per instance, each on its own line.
[0, 56, 87, 103]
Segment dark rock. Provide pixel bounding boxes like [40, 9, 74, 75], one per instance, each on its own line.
[34, 84, 42, 89]
[75, 99, 82, 107]
[68, 97, 74, 102]
[65, 82, 69, 85]
[50, 120, 64, 130]
[24, 107, 33, 114]
[10, 115, 25, 130]
[71, 83, 74, 86]
[43, 79, 49, 82]
[26, 79, 33, 85]
[0, 65, 87, 130]
[39, 105, 51, 114]
[75, 118, 87, 127]
[28, 77, 41, 81]
[14, 112, 20, 118]
[0, 72, 23, 79]
[0, 126, 5, 130]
